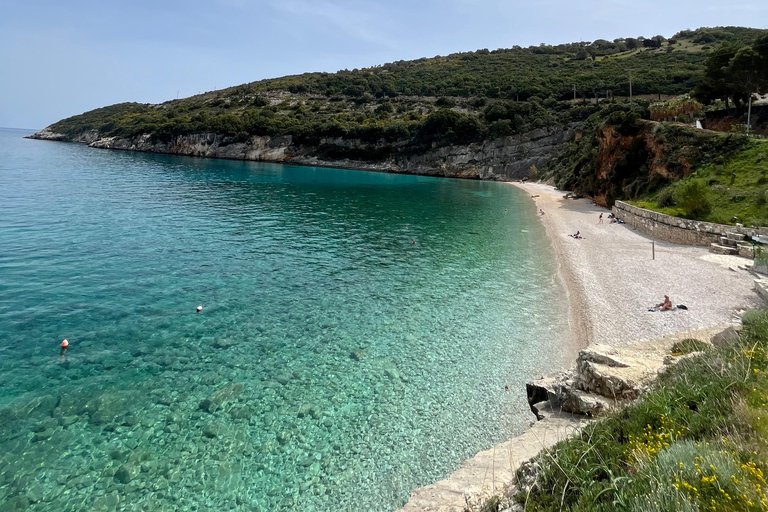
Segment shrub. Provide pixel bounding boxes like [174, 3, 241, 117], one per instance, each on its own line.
[670, 338, 708, 355]
[674, 181, 712, 218]
[656, 187, 677, 208]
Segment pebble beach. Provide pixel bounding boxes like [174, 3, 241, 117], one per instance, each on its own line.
[398, 181, 762, 511]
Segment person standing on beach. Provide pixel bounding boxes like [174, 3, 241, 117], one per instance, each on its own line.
[599, 213, 603, 224]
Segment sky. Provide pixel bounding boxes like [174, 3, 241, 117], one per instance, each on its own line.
[1, 0, 766, 130]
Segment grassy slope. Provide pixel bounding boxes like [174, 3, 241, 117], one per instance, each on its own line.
[510, 310, 768, 512]
[633, 140, 768, 226]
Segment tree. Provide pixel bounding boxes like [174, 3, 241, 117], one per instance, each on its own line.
[694, 35, 768, 106]
[728, 46, 767, 100]
[693, 42, 743, 105]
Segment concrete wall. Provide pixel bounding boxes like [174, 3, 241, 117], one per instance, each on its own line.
[612, 201, 767, 246]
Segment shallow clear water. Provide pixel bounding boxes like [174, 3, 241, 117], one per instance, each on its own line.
[0, 127, 571, 511]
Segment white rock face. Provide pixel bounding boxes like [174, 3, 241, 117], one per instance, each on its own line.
[29, 125, 577, 182]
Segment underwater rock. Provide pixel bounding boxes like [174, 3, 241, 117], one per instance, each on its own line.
[114, 463, 140, 484]
[350, 348, 365, 361]
[297, 404, 323, 420]
[200, 383, 243, 413]
[58, 415, 79, 428]
[203, 422, 221, 438]
[383, 364, 400, 381]
[84, 392, 137, 425]
[275, 372, 293, 386]
[14, 394, 57, 420]
[213, 338, 237, 349]
[0, 496, 30, 512]
[151, 391, 173, 406]
[31, 428, 54, 443]
[276, 431, 292, 445]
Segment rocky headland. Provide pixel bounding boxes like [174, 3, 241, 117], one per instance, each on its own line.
[28, 125, 575, 182]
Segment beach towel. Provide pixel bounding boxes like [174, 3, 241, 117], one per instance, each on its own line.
[647, 304, 687, 312]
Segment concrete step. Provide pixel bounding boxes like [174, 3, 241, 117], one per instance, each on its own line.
[710, 243, 738, 255]
[727, 232, 747, 242]
[719, 236, 738, 247]
[737, 243, 755, 259]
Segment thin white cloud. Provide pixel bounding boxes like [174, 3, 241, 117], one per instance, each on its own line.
[273, 0, 403, 52]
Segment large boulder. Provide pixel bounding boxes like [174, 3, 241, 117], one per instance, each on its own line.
[526, 372, 612, 418]
[710, 326, 740, 348]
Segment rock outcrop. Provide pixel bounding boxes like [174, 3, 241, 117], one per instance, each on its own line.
[526, 325, 741, 419]
[29, 125, 576, 182]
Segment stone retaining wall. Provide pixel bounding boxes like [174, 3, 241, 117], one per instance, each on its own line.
[612, 201, 767, 246]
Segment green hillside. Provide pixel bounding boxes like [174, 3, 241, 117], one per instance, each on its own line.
[44, 26, 765, 157]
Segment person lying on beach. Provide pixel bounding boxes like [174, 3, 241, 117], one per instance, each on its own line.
[568, 231, 583, 239]
[538, 209, 545, 215]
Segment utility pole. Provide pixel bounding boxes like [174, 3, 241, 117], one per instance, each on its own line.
[747, 93, 753, 135]
[629, 70, 633, 106]
[573, 84, 576, 102]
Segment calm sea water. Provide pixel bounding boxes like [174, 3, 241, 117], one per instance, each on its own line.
[0, 127, 571, 511]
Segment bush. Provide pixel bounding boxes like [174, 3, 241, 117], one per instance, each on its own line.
[670, 338, 708, 355]
[656, 187, 677, 208]
[674, 181, 712, 218]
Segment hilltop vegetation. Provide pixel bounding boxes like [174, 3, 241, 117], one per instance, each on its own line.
[45, 27, 764, 161]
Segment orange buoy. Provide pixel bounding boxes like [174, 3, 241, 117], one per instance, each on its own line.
[61, 339, 69, 348]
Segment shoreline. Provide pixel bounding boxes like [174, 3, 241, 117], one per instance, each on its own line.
[510, 183, 592, 352]
[397, 182, 761, 511]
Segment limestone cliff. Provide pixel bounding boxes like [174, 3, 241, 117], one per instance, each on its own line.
[548, 114, 749, 206]
[29, 125, 576, 181]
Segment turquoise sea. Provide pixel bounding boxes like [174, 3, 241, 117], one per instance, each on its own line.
[0, 127, 571, 511]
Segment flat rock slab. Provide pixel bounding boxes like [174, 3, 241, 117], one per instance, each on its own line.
[395, 407, 587, 512]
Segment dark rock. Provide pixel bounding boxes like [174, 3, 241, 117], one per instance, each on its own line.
[31, 428, 55, 443]
[276, 431, 291, 445]
[114, 463, 140, 484]
[203, 422, 220, 438]
[297, 404, 322, 420]
[58, 415, 79, 428]
[350, 348, 365, 361]
[0, 496, 30, 512]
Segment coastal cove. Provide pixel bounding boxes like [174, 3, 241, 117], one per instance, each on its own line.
[397, 182, 762, 511]
[0, 128, 574, 512]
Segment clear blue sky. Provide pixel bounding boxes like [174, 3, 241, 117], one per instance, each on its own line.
[1, 0, 766, 129]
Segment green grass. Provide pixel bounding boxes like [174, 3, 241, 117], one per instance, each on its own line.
[670, 338, 709, 355]
[631, 141, 768, 226]
[510, 309, 768, 511]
